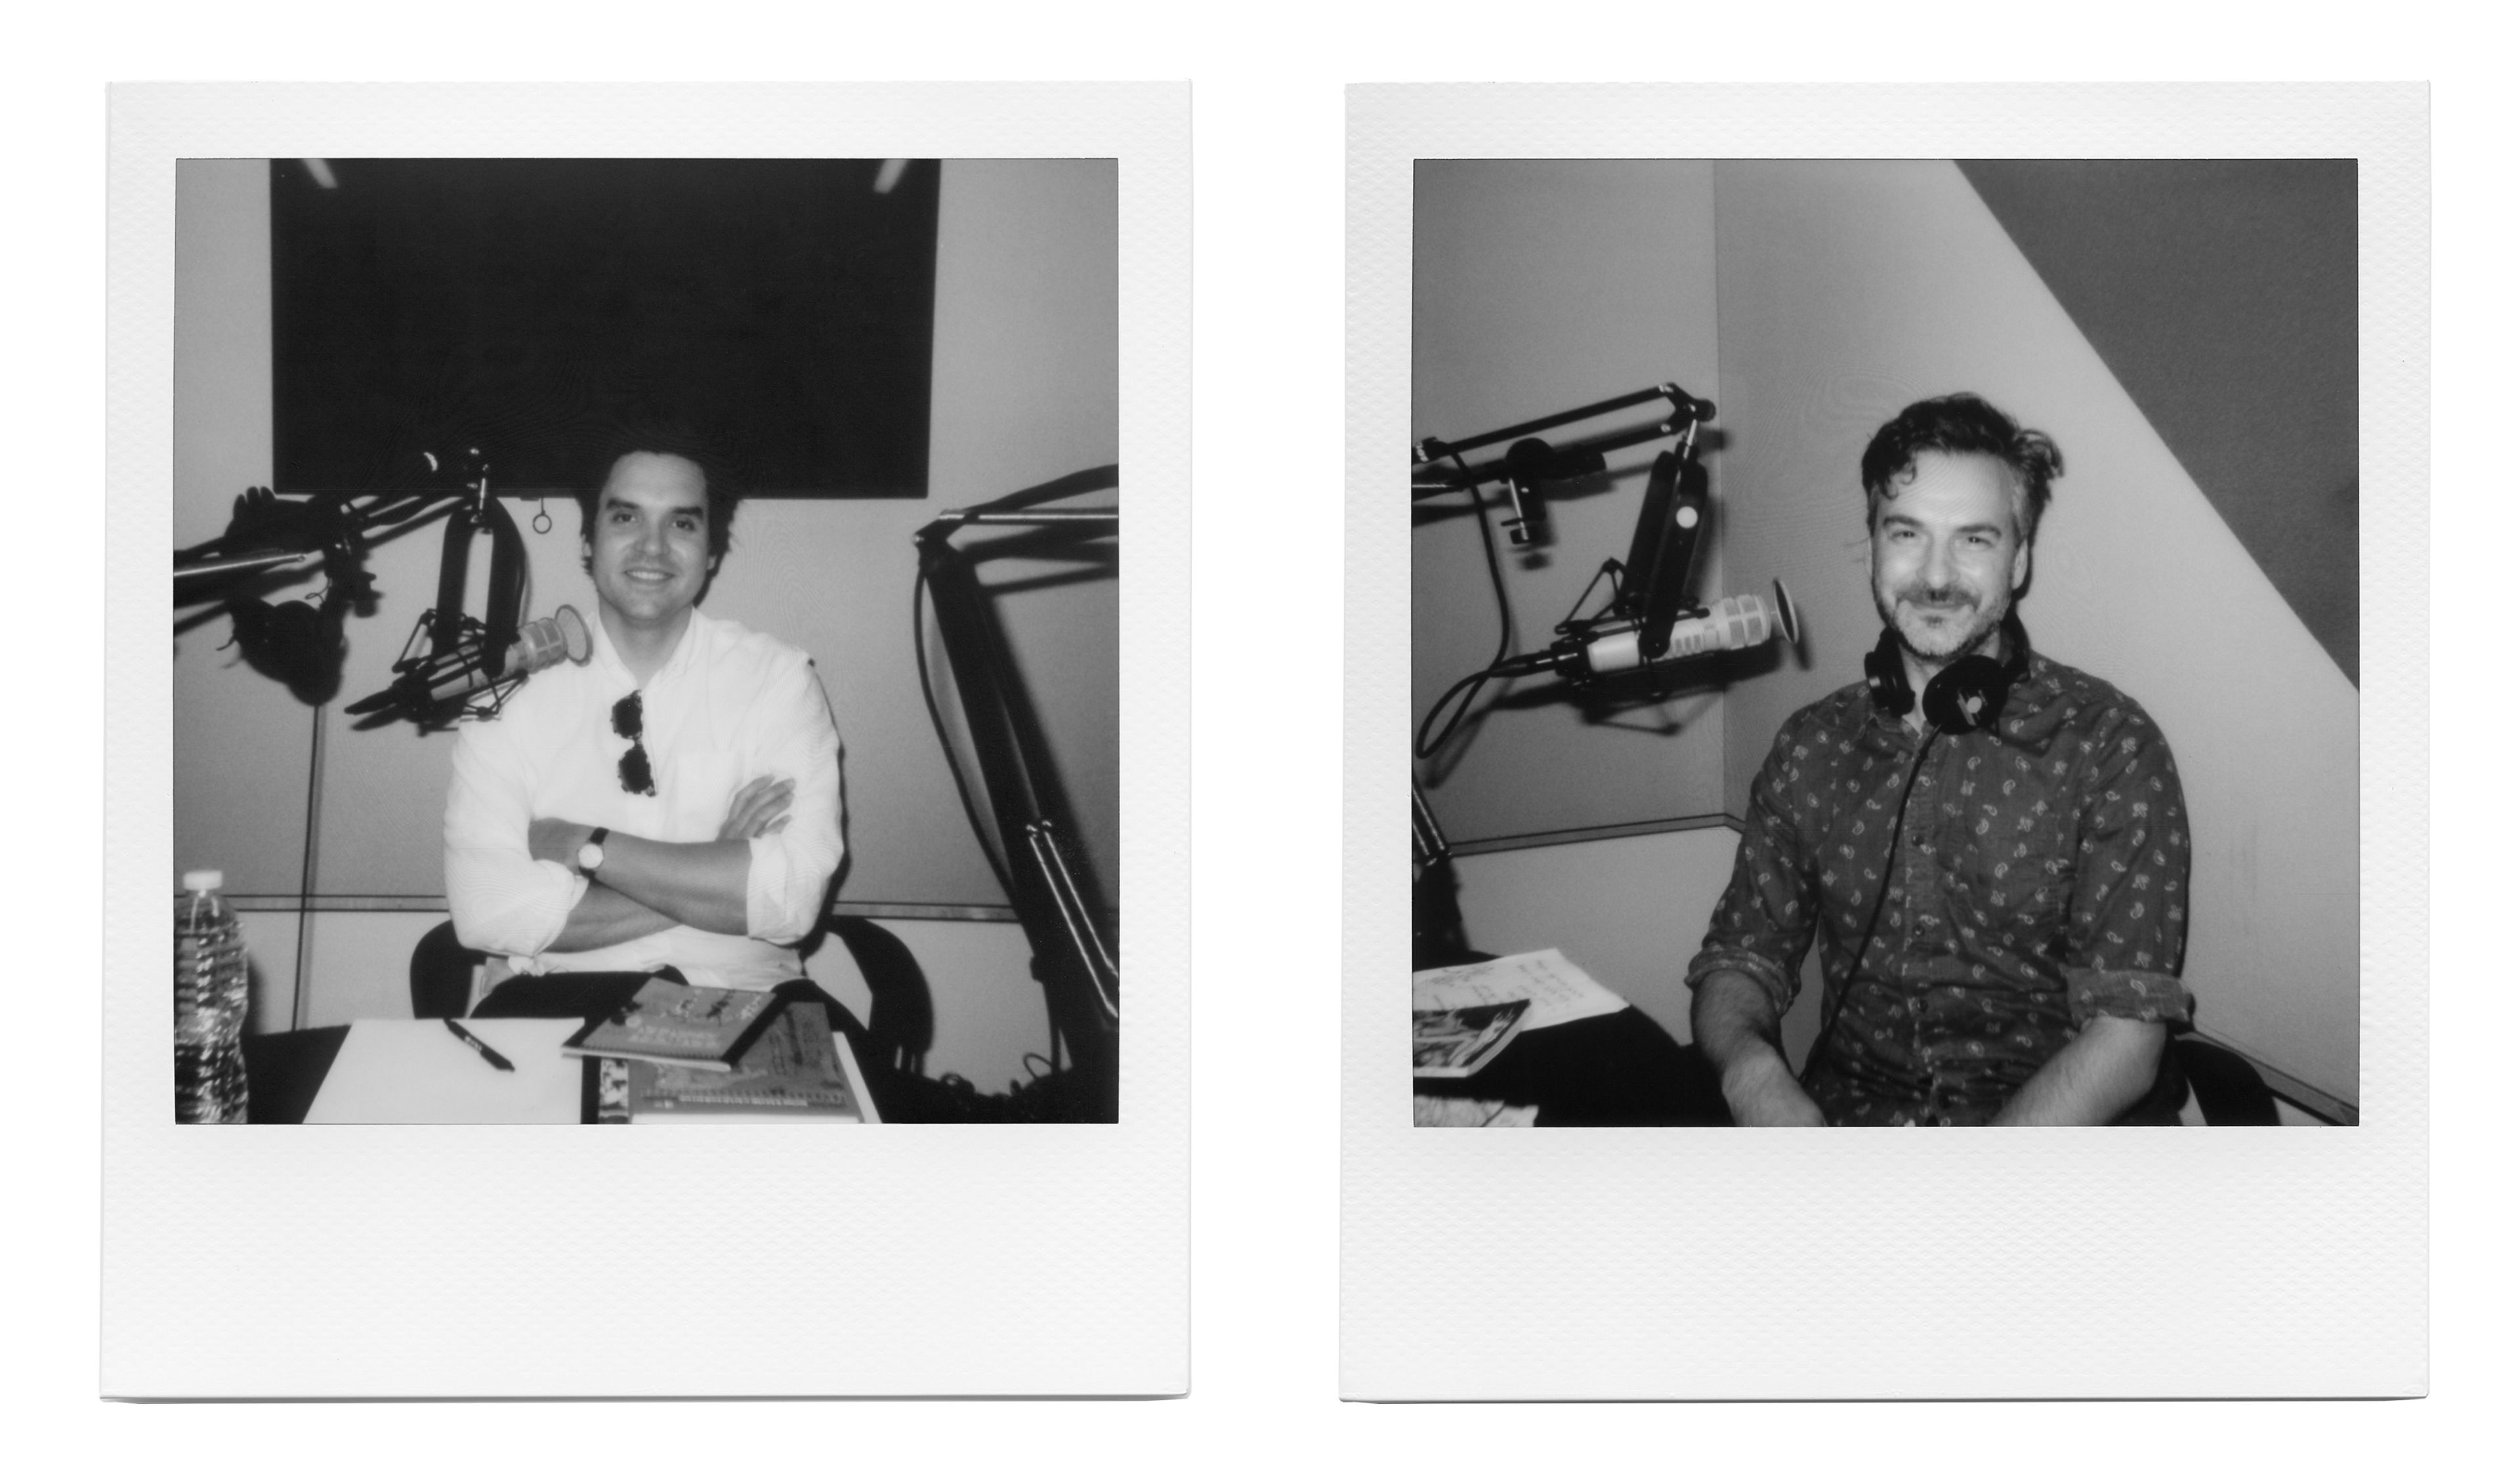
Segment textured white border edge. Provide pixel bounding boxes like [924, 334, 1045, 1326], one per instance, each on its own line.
[1343, 83, 2425, 1400]
[104, 83, 1188, 1397]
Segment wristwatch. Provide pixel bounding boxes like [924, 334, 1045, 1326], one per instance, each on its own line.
[577, 826, 609, 878]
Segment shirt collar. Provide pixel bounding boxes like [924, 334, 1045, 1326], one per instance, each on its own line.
[587, 606, 708, 692]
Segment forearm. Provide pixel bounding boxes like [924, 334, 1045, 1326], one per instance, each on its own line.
[590, 832, 757, 936]
[1692, 969, 1790, 1076]
[547, 883, 682, 953]
[1992, 1016, 2168, 1126]
[1691, 968, 1823, 1126]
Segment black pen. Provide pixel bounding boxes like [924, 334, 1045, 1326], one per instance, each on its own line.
[444, 1017, 516, 1072]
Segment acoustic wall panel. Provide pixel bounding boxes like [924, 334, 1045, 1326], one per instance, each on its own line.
[1959, 159, 2359, 683]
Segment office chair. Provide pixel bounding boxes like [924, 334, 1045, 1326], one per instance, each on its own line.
[827, 916, 936, 1078]
[410, 912, 938, 1054]
[2176, 1035, 2281, 1124]
[409, 919, 487, 1020]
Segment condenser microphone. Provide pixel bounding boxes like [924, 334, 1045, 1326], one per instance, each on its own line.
[345, 605, 591, 719]
[1495, 584, 1798, 684]
[503, 606, 593, 676]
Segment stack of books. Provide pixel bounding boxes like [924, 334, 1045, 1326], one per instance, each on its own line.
[567, 977, 880, 1124]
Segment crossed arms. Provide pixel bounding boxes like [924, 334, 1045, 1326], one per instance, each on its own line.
[526, 775, 798, 950]
[443, 649, 845, 962]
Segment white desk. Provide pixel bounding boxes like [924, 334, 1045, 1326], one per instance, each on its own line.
[304, 1019, 585, 1124]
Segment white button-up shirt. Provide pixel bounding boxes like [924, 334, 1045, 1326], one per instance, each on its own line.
[443, 606, 847, 989]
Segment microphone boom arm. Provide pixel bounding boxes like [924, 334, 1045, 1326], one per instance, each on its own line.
[1412, 382, 1710, 468]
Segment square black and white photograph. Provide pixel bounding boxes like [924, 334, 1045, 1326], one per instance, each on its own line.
[171, 154, 1120, 1127]
[108, 83, 1187, 1399]
[1406, 155, 2358, 1131]
[1346, 83, 2425, 1401]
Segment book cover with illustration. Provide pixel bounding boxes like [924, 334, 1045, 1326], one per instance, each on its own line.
[560, 977, 782, 1072]
[627, 1001, 878, 1124]
[1411, 997, 1532, 1079]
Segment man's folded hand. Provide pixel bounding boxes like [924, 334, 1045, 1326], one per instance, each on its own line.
[717, 775, 795, 842]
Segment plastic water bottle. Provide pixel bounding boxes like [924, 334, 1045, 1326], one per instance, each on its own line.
[175, 869, 250, 1124]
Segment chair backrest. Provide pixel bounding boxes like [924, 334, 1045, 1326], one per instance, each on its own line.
[830, 916, 936, 1077]
[2177, 1036, 2280, 1124]
[410, 918, 486, 1020]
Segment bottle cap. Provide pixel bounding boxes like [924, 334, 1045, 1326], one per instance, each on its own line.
[182, 869, 224, 892]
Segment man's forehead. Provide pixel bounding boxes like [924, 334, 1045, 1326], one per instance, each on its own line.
[1880, 451, 2021, 527]
[600, 452, 709, 510]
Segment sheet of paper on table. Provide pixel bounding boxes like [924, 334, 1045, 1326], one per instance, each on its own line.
[1410, 947, 1628, 1031]
[305, 1018, 587, 1124]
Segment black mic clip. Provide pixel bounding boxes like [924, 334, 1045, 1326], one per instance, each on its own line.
[346, 609, 523, 731]
[1490, 613, 1629, 686]
[1494, 437, 1608, 548]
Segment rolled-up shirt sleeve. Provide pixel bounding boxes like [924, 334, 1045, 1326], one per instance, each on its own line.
[2059, 703, 2193, 1028]
[1686, 726, 1816, 1021]
[443, 716, 589, 958]
[739, 653, 847, 945]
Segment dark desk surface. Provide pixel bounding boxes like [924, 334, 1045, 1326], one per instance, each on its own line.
[1414, 1006, 1730, 1126]
[242, 1025, 349, 1125]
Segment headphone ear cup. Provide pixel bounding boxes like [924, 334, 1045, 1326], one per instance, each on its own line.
[1921, 653, 2016, 733]
[230, 596, 345, 706]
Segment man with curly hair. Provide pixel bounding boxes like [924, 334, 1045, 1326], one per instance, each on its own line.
[1687, 394, 2192, 1126]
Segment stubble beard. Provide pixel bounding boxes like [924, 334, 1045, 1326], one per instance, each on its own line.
[1874, 578, 2010, 674]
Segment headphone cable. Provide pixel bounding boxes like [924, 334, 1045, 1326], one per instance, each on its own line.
[1799, 725, 1940, 1088]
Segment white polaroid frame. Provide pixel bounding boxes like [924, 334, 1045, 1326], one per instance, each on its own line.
[1344, 83, 2425, 1399]
[106, 83, 1188, 1397]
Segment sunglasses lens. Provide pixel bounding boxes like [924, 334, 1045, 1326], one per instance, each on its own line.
[612, 692, 652, 794]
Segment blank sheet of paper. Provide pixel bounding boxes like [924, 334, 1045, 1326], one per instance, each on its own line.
[305, 1019, 586, 1124]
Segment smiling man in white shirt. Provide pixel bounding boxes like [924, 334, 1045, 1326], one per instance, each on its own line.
[442, 428, 847, 1014]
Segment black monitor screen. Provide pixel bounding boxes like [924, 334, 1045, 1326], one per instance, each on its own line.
[270, 157, 940, 497]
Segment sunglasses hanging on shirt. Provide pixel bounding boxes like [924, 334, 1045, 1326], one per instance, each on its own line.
[612, 691, 656, 795]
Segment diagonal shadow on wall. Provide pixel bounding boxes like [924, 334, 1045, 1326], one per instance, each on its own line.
[1958, 159, 2359, 685]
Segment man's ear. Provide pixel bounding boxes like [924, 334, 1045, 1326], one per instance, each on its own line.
[2011, 539, 2032, 594]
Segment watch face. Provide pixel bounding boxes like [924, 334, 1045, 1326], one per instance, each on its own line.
[578, 842, 604, 872]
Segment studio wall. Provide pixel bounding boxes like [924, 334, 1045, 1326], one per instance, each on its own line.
[1410, 160, 1730, 846]
[1958, 159, 2360, 684]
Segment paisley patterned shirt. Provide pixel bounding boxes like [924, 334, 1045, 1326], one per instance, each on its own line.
[1687, 650, 2192, 1126]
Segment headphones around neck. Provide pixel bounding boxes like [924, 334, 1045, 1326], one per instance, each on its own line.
[1864, 611, 2030, 733]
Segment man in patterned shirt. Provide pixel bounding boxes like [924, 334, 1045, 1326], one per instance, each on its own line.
[1687, 394, 2192, 1126]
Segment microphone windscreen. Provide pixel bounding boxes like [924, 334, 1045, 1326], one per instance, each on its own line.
[554, 604, 591, 663]
[507, 605, 594, 674]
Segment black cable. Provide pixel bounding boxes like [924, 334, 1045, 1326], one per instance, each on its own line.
[1414, 664, 1500, 762]
[1412, 460, 1523, 762]
[1457, 457, 1517, 668]
[1798, 727, 1941, 1088]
